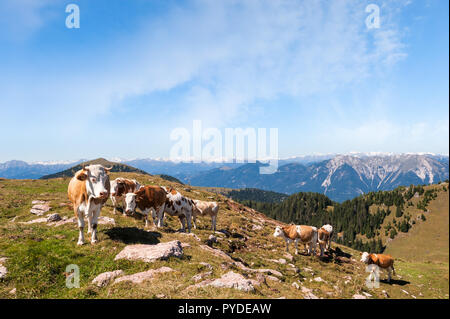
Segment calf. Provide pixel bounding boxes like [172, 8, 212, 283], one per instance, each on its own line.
[317, 227, 330, 257]
[124, 185, 166, 227]
[321, 224, 333, 251]
[110, 178, 142, 214]
[67, 165, 111, 245]
[360, 252, 396, 282]
[192, 200, 219, 231]
[273, 224, 318, 255]
[161, 187, 194, 233]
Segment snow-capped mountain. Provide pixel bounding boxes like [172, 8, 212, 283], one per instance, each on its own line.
[183, 154, 449, 202]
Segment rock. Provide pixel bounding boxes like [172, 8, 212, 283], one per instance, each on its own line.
[251, 224, 263, 231]
[156, 294, 166, 299]
[192, 271, 212, 282]
[292, 282, 300, 289]
[303, 267, 314, 273]
[46, 213, 62, 222]
[98, 216, 115, 225]
[114, 267, 173, 284]
[266, 275, 280, 282]
[30, 203, 51, 215]
[283, 253, 293, 261]
[301, 286, 318, 299]
[217, 229, 232, 237]
[9, 288, 16, 295]
[0, 257, 8, 279]
[199, 262, 213, 270]
[362, 292, 372, 297]
[208, 235, 217, 243]
[32, 200, 46, 204]
[114, 240, 183, 263]
[401, 289, 409, 295]
[191, 271, 259, 292]
[19, 218, 47, 224]
[314, 277, 324, 282]
[352, 294, 367, 299]
[10, 216, 18, 223]
[92, 270, 124, 287]
[382, 290, 390, 298]
[180, 232, 201, 241]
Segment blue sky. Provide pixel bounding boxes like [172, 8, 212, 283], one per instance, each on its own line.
[0, 0, 448, 162]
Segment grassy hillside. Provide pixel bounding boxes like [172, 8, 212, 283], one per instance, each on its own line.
[40, 158, 150, 179]
[0, 173, 448, 299]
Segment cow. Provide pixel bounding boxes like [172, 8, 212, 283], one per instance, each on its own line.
[317, 227, 331, 257]
[360, 252, 396, 283]
[160, 187, 194, 233]
[273, 224, 318, 255]
[192, 199, 219, 231]
[110, 178, 142, 214]
[124, 185, 166, 228]
[67, 165, 111, 245]
[321, 224, 333, 251]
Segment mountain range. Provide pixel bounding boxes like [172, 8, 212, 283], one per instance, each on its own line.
[1, 153, 448, 202]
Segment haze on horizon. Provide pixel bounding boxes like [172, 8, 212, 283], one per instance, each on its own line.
[0, 0, 448, 162]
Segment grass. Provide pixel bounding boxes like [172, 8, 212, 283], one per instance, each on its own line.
[0, 173, 448, 299]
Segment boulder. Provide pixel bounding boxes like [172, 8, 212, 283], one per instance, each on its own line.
[30, 203, 51, 216]
[114, 240, 183, 263]
[192, 271, 212, 283]
[0, 257, 8, 279]
[114, 267, 173, 284]
[46, 213, 62, 222]
[92, 270, 124, 287]
[301, 286, 319, 299]
[192, 271, 259, 292]
[19, 218, 47, 224]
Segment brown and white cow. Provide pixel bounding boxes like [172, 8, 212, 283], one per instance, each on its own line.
[360, 252, 396, 282]
[273, 224, 318, 255]
[124, 185, 166, 227]
[317, 227, 331, 257]
[160, 187, 194, 233]
[110, 178, 142, 214]
[67, 165, 111, 245]
[321, 224, 333, 251]
[192, 199, 219, 231]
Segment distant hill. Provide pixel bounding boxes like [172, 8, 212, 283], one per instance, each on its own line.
[0, 160, 82, 179]
[225, 188, 288, 203]
[240, 182, 449, 255]
[40, 158, 150, 179]
[157, 174, 184, 185]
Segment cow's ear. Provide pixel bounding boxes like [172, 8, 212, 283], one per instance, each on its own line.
[76, 170, 88, 181]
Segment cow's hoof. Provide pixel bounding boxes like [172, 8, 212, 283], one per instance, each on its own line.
[77, 241, 85, 246]
[91, 240, 98, 245]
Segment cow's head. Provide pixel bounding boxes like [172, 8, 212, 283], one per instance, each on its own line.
[191, 200, 202, 215]
[273, 226, 284, 238]
[360, 252, 370, 263]
[124, 192, 137, 215]
[80, 165, 111, 199]
[110, 179, 125, 197]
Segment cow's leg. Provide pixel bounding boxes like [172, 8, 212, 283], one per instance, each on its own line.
[111, 196, 117, 214]
[211, 215, 217, 231]
[285, 239, 290, 253]
[387, 267, 392, 283]
[294, 239, 299, 255]
[156, 206, 165, 228]
[192, 213, 198, 230]
[90, 207, 101, 244]
[186, 212, 192, 233]
[320, 243, 324, 257]
[178, 215, 186, 232]
[76, 207, 85, 246]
